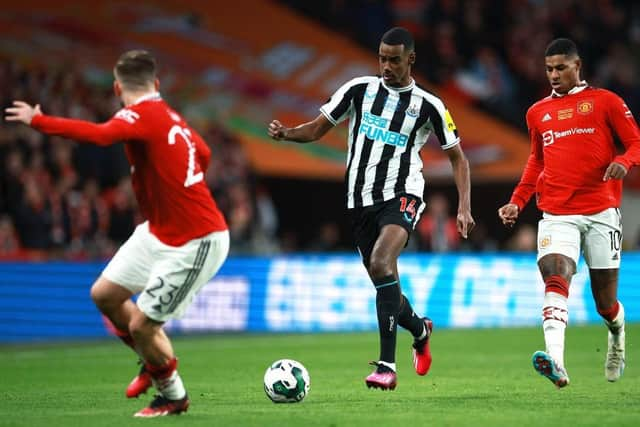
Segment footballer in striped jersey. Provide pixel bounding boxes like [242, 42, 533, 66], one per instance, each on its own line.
[269, 27, 474, 390]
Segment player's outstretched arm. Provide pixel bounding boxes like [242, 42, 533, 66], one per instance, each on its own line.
[445, 144, 475, 238]
[4, 101, 42, 125]
[268, 114, 333, 143]
[6, 100, 139, 146]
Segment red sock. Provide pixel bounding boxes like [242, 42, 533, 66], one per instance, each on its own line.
[101, 315, 136, 350]
[597, 301, 620, 322]
[544, 275, 569, 298]
[145, 357, 178, 380]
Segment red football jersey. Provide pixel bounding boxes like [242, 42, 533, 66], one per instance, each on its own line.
[510, 85, 640, 215]
[31, 94, 228, 246]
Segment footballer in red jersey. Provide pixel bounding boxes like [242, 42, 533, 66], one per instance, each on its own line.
[5, 50, 229, 417]
[499, 38, 640, 388]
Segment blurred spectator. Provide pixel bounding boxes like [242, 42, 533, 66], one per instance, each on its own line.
[455, 45, 518, 123]
[50, 137, 78, 193]
[595, 42, 640, 118]
[0, 215, 24, 260]
[106, 177, 138, 245]
[307, 221, 344, 252]
[458, 221, 498, 252]
[224, 182, 256, 254]
[416, 193, 460, 252]
[66, 178, 110, 259]
[1, 148, 25, 216]
[505, 224, 537, 252]
[48, 184, 72, 251]
[389, 0, 429, 42]
[252, 186, 281, 254]
[13, 177, 53, 250]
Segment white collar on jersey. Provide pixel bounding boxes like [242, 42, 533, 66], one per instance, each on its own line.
[551, 80, 588, 97]
[381, 77, 415, 93]
[132, 92, 162, 105]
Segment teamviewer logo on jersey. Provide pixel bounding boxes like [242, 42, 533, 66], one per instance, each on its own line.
[542, 130, 554, 146]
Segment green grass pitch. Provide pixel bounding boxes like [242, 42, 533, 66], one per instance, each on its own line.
[1, 324, 638, 426]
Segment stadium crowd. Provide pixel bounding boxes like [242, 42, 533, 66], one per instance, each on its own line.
[0, 59, 261, 260]
[283, 0, 640, 130]
[3, 0, 640, 259]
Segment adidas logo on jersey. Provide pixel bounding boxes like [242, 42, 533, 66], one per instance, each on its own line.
[542, 113, 552, 122]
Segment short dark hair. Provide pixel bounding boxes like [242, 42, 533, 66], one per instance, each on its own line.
[545, 38, 579, 58]
[381, 27, 415, 52]
[114, 50, 157, 90]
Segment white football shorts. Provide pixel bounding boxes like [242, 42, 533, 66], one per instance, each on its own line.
[537, 207, 622, 269]
[102, 221, 230, 322]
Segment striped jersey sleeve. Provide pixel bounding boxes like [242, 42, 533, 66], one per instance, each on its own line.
[320, 76, 375, 125]
[414, 86, 460, 150]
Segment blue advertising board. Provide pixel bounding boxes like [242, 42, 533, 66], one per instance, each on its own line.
[1, 253, 639, 342]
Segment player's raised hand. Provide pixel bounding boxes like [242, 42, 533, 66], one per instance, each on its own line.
[456, 210, 475, 239]
[498, 203, 519, 228]
[268, 119, 288, 140]
[4, 101, 42, 125]
[602, 162, 628, 181]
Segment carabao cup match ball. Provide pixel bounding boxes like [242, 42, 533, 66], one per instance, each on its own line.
[263, 359, 310, 403]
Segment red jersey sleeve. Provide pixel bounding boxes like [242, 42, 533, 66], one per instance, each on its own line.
[30, 108, 144, 146]
[510, 110, 544, 211]
[606, 93, 640, 171]
[192, 130, 211, 173]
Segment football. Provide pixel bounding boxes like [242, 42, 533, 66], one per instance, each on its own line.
[263, 359, 310, 403]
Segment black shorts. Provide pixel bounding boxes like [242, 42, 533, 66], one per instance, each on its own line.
[349, 193, 424, 267]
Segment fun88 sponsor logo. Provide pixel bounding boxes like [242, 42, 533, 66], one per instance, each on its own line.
[359, 112, 408, 147]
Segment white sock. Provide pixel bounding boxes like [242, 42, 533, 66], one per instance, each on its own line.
[378, 361, 397, 372]
[154, 370, 186, 400]
[542, 292, 568, 367]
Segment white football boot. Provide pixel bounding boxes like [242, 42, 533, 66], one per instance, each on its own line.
[605, 327, 625, 382]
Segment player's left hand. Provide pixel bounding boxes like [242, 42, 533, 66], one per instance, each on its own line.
[4, 101, 42, 125]
[603, 162, 627, 181]
[456, 210, 475, 239]
[268, 119, 288, 140]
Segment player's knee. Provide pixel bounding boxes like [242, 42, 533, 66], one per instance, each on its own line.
[128, 314, 147, 340]
[90, 280, 110, 311]
[368, 256, 393, 281]
[538, 254, 575, 279]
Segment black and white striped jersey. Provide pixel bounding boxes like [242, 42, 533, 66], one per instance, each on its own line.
[320, 76, 460, 209]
